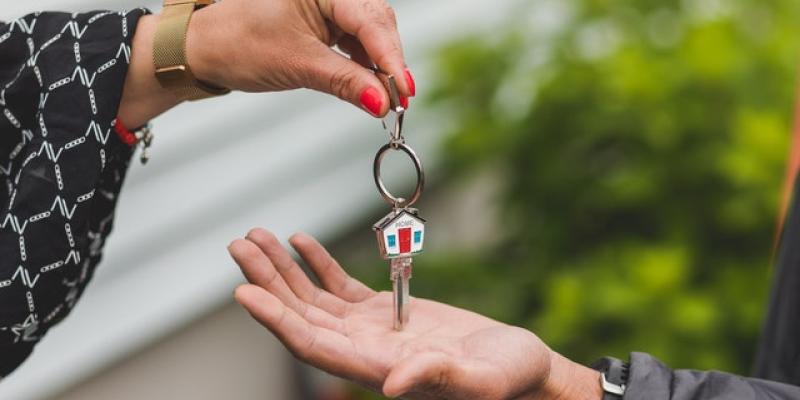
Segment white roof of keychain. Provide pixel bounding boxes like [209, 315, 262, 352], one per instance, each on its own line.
[372, 208, 426, 230]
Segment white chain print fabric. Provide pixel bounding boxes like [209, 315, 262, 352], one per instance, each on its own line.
[0, 9, 148, 377]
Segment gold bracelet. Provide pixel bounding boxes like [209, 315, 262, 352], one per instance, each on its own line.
[153, 0, 230, 101]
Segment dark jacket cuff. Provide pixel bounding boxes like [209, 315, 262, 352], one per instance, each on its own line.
[624, 352, 800, 399]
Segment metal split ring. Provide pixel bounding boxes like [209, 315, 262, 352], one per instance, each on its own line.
[373, 142, 425, 208]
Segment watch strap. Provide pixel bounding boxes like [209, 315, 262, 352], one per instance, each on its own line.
[153, 0, 229, 101]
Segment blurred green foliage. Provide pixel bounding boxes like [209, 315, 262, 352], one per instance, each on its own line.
[423, 0, 800, 373]
[350, 1, 800, 396]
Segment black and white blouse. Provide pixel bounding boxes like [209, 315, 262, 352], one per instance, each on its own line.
[0, 9, 148, 377]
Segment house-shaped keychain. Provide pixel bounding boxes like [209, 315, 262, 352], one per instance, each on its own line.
[373, 209, 425, 259]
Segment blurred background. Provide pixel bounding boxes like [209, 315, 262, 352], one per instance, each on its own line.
[2, 0, 800, 399]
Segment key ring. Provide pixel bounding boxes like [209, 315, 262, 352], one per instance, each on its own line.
[373, 142, 425, 208]
[372, 72, 424, 208]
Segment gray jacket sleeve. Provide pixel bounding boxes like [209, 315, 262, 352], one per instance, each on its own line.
[624, 352, 800, 399]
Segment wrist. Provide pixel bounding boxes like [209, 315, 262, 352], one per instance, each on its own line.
[538, 351, 603, 400]
[119, 13, 182, 128]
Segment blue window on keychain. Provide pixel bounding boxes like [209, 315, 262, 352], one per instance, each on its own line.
[387, 234, 397, 248]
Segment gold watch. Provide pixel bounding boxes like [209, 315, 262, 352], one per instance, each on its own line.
[153, 0, 230, 101]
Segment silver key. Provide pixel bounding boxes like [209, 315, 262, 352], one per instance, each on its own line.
[390, 257, 412, 329]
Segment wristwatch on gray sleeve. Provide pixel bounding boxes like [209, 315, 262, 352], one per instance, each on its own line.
[591, 357, 629, 399]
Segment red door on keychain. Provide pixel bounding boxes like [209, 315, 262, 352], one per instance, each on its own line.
[398, 228, 412, 254]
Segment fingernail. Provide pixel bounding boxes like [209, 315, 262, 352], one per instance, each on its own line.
[400, 96, 409, 109]
[360, 86, 383, 116]
[404, 68, 416, 97]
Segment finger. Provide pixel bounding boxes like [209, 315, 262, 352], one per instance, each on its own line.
[317, 0, 413, 97]
[229, 238, 298, 305]
[245, 228, 349, 317]
[335, 36, 411, 108]
[228, 238, 344, 332]
[235, 284, 379, 382]
[289, 232, 375, 303]
[337, 34, 374, 70]
[326, 6, 415, 106]
[302, 42, 389, 117]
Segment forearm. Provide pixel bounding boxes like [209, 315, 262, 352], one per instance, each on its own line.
[117, 13, 181, 128]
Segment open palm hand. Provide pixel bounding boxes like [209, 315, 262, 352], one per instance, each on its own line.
[228, 229, 564, 399]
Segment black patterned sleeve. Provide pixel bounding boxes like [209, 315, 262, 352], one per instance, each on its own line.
[0, 9, 149, 377]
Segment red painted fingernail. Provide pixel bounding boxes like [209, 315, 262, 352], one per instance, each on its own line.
[404, 68, 416, 97]
[360, 86, 383, 116]
[400, 96, 409, 109]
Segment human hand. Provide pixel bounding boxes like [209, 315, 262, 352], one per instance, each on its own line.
[228, 229, 602, 399]
[188, 0, 414, 115]
[119, 0, 414, 128]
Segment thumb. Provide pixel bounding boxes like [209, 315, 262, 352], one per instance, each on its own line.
[302, 43, 389, 117]
[382, 352, 460, 398]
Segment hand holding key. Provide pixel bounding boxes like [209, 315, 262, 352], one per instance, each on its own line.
[228, 229, 600, 399]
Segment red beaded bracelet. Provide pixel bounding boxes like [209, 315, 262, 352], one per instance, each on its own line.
[113, 118, 138, 146]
